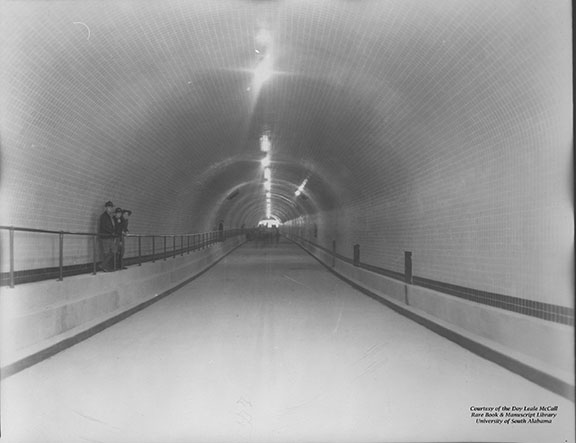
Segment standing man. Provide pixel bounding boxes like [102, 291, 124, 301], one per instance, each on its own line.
[113, 208, 124, 270]
[121, 209, 132, 233]
[117, 209, 132, 270]
[98, 201, 117, 272]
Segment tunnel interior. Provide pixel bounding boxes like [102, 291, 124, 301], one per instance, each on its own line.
[0, 3, 574, 440]
[1, 2, 573, 306]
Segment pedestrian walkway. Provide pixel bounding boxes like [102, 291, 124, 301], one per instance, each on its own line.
[1, 239, 573, 443]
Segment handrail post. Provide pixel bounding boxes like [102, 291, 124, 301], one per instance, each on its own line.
[187, 235, 190, 254]
[58, 231, 64, 281]
[138, 236, 142, 266]
[181, 235, 184, 256]
[92, 235, 97, 275]
[164, 236, 167, 261]
[332, 240, 336, 267]
[173, 236, 176, 259]
[353, 244, 360, 267]
[112, 236, 117, 270]
[9, 226, 15, 288]
[405, 251, 413, 284]
[152, 236, 156, 263]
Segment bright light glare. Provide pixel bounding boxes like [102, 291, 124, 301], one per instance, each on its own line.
[251, 27, 274, 97]
[264, 181, 271, 191]
[261, 155, 271, 167]
[295, 190, 301, 197]
[253, 54, 273, 91]
[266, 192, 271, 198]
[259, 218, 280, 228]
[256, 28, 272, 48]
[264, 168, 271, 180]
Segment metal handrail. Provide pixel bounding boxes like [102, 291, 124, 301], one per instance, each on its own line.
[0, 226, 241, 288]
[0, 225, 99, 236]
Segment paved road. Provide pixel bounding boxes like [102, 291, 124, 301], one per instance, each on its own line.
[1, 239, 573, 442]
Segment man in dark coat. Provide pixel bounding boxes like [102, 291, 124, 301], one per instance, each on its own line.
[113, 208, 124, 270]
[98, 201, 117, 272]
[121, 209, 132, 234]
[115, 208, 132, 270]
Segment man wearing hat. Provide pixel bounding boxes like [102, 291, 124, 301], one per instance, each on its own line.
[121, 209, 132, 233]
[114, 208, 132, 270]
[98, 201, 117, 272]
[113, 208, 124, 270]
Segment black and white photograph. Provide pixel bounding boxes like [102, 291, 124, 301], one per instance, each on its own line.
[0, 0, 573, 442]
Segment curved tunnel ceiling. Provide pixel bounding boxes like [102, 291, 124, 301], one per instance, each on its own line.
[1, 0, 571, 233]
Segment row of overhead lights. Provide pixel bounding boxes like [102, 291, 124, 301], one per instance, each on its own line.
[260, 134, 309, 218]
[253, 27, 274, 219]
[253, 28, 308, 219]
[261, 133, 272, 218]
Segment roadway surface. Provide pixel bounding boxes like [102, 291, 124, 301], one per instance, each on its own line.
[1, 238, 574, 442]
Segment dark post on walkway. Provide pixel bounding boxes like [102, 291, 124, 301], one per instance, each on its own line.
[92, 236, 97, 275]
[138, 236, 142, 266]
[9, 227, 15, 288]
[58, 231, 64, 281]
[332, 240, 336, 267]
[404, 251, 413, 284]
[353, 244, 360, 267]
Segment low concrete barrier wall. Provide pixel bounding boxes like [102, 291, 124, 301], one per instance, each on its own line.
[1, 238, 244, 376]
[294, 238, 574, 400]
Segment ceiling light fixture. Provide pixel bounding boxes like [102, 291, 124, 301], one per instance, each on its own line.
[295, 178, 308, 196]
[260, 134, 271, 152]
[261, 154, 271, 167]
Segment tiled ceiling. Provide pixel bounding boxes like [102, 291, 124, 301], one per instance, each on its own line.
[1, 0, 571, 231]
